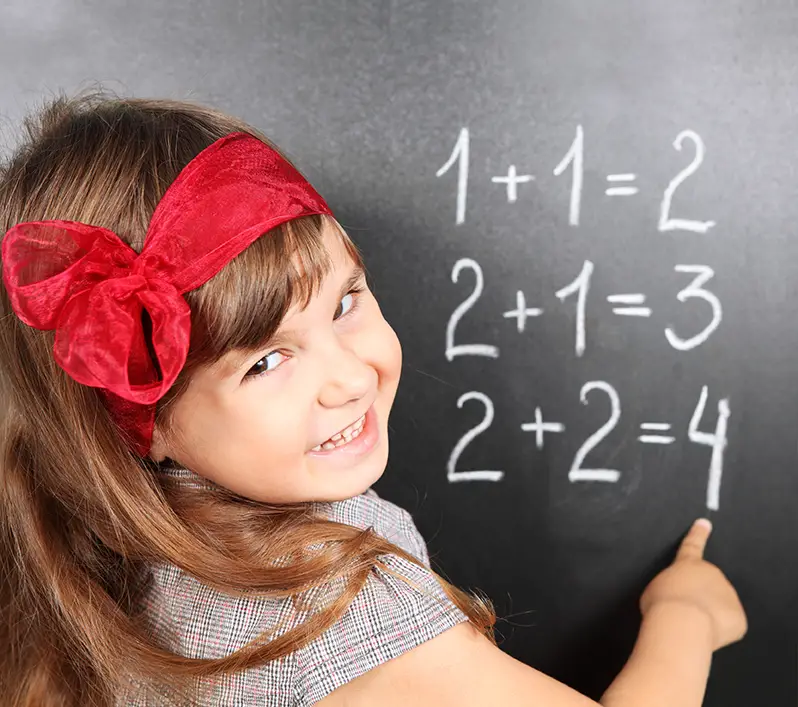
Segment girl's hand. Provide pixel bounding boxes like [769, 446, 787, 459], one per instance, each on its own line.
[639, 518, 748, 651]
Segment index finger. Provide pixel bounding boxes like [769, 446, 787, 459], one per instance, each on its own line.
[675, 518, 713, 561]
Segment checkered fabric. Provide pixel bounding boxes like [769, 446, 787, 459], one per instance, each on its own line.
[119, 468, 468, 705]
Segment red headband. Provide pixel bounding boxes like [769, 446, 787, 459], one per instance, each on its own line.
[2, 132, 333, 456]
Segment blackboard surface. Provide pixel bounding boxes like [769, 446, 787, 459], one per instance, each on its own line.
[1, 1, 796, 704]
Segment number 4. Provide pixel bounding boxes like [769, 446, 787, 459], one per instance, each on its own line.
[689, 386, 731, 511]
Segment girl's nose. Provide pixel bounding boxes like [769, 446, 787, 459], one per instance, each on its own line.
[316, 345, 374, 409]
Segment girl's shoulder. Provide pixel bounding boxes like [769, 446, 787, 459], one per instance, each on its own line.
[127, 486, 468, 706]
[312, 486, 432, 567]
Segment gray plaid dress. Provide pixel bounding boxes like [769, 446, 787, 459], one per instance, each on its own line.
[120, 468, 468, 705]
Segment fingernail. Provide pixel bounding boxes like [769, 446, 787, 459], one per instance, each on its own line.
[695, 518, 713, 531]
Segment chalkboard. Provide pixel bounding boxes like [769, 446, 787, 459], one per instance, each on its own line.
[1, 1, 796, 704]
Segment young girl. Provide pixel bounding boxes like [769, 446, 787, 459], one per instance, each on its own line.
[0, 91, 746, 707]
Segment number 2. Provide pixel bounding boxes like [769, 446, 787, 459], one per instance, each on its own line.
[658, 130, 716, 234]
[447, 391, 504, 483]
[569, 381, 622, 483]
[446, 258, 499, 361]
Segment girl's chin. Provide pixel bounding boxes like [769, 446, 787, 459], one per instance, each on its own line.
[311, 446, 389, 502]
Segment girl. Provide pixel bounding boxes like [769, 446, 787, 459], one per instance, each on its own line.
[0, 91, 746, 707]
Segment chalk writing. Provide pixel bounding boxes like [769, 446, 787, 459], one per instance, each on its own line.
[438, 127, 730, 510]
[446, 258, 499, 361]
[447, 384, 730, 511]
[437, 126, 716, 231]
[449, 259, 723, 356]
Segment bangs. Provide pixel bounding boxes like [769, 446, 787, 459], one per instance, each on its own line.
[179, 214, 363, 373]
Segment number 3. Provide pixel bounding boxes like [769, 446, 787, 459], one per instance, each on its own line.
[665, 265, 722, 351]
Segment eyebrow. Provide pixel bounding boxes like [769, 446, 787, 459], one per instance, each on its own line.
[340, 264, 367, 297]
[218, 263, 367, 377]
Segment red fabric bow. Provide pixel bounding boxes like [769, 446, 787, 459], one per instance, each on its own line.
[2, 132, 333, 455]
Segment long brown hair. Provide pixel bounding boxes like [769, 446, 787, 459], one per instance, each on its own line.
[0, 90, 496, 705]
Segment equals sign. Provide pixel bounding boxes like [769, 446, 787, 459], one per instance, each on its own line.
[607, 293, 651, 317]
[605, 173, 638, 196]
[638, 423, 675, 445]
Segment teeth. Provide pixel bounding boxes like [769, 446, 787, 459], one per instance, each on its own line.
[311, 414, 366, 452]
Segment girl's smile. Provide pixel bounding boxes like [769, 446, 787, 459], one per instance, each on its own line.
[307, 403, 380, 461]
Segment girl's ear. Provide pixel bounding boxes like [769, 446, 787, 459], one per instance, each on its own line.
[148, 424, 171, 463]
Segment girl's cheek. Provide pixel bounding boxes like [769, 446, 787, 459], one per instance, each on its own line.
[375, 320, 402, 373]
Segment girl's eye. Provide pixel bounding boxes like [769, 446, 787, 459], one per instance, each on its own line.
[334, 286, 365, 321]
[245, 350, 287, 379]
[335, 292, 355, 320]
[244, 287, 365, 382]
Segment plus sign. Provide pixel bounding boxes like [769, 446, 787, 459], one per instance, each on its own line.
[521, 408, 565, 450]
[491, 165, 535, 203]
[503, 290, 543, 333]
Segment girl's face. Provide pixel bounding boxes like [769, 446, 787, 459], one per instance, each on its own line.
[150, 222, 402, 503]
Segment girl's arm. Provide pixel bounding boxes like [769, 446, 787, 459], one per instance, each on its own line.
[315, 613, 710, 707]
[599, 601, 714, 707]
[316, 520, 745, 707]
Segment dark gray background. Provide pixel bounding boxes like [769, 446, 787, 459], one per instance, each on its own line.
[2, 1, 796, 704]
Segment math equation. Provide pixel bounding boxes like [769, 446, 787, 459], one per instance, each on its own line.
[435, 126, 730, 511]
